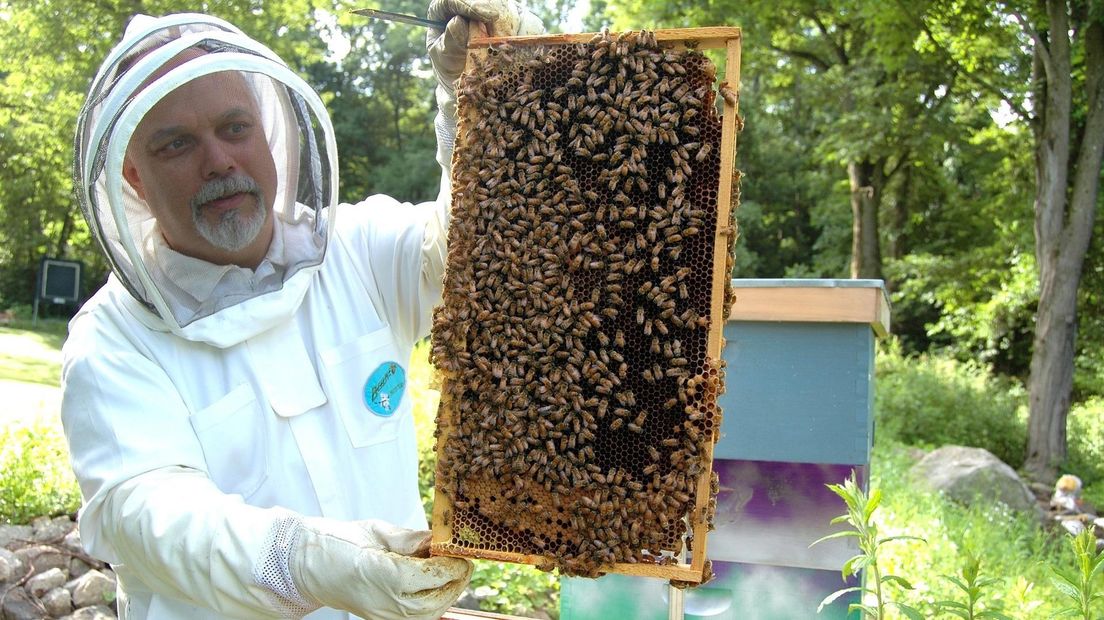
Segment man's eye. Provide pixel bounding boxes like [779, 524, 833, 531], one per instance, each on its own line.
[157, 137, 190, 154]
[227, 122, 250, 136]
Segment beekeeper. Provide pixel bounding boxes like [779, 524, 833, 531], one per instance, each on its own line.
[61, 3, 542, 619]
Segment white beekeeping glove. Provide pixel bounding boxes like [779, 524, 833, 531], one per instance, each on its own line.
[289, 517, 472, 619]
[426, 0, 545, 172]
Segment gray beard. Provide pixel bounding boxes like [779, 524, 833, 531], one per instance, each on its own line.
[190, 175, 268, 252]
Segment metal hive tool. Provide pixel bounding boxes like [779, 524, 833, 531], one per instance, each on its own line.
[430, 27, 742, 584]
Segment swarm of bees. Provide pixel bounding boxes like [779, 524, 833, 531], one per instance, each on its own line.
[430, 29, 739, 580]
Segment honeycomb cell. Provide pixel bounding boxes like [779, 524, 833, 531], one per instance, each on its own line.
[430, 29, 738, 580]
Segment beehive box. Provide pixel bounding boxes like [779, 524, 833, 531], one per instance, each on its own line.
[429, 27, 742, 583]
[715, 279, 889, 466]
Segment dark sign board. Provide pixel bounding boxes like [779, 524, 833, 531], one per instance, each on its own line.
[38, 258, 82, 303]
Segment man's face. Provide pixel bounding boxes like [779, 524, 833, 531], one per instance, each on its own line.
[123, 68, 278, 267]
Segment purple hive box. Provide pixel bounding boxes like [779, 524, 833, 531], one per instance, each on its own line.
[707, 458, 867, 570]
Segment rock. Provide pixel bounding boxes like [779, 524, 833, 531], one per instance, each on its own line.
[60, 531, 82, 556]
[910, 445, 1041, 516]
[68, 558, 92, 581]
[0, 547, 25, 583]
[13, 545, 69, 576]
[1, 586, 45, 620]
[68, 570, 116, 609]
[63, 605, 115, 620]
[31, 517, 74, 544]
[1060, 519, 1086, 536]
[1028, 480, 1053, 499]
[41, 586, 72, 618]
[26, 567, 67, 598]
[0, 524, 34, 548]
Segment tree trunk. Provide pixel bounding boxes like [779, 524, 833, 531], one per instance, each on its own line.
[54, 206, 75, 259]
[847, 159, 884, 280]
[889, 161, 912, 262]
[1023, 1, 1104, 481]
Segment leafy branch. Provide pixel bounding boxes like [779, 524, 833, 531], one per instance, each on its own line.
[812, 471, 925, 619]
[1049, 528, 1104, 619]
[934, 549, 1013, 620]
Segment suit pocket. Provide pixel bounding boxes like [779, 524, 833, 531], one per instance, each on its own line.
[188, 383, 269, 498]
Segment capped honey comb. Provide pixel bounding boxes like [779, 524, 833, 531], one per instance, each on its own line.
[430, 27, 741, 583]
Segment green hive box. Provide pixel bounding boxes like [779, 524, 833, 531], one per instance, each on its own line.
[560, 279, 888, 619]
[560, 562, 861, 619]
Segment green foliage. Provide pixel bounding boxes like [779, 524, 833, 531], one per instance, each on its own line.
[812, 471, 926, 619]
[469, 560, 560, 618]
[366, 135, 444, 203]
[0, 421, 81, 524]
[1048, 529, 1104, 619]
[1066, 398, 1104, 517]
[1075, 212, 1104, 400]
[730, 79, 841, 278]
[326, 0, 440, 203]
[874, 340, 1028, 467]
[934, 550, 1013, 619]
[882, 113, 1036, 369]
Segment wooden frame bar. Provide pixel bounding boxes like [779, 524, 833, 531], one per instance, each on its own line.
[469, 27, 742, 51]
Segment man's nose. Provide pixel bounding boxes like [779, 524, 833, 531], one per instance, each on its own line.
[202, 139, 236, 178]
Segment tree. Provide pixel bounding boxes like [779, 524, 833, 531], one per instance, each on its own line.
[1018, 1, 1103, 480]
[911, 0, 1104, 480]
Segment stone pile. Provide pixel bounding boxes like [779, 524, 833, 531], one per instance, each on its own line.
[1029, 474, 1104, 551]
[0, 515, 116, 620]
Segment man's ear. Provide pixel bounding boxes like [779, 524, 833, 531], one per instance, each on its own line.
[122, 157, 147, 200]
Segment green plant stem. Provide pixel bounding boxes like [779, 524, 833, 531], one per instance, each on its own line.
[871, 559, 885, 619]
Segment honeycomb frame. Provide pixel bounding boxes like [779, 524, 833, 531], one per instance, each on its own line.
[430, 27, 742, 584]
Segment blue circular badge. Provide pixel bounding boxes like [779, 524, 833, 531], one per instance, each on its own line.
[363, 362, 405, 417]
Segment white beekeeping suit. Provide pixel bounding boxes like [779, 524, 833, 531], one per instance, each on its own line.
[62, 6, 542, 619]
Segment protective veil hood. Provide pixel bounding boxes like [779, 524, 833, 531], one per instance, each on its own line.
[74, 14, 338, 347]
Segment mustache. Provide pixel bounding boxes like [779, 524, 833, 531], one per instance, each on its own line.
[190, 174, 262, 211]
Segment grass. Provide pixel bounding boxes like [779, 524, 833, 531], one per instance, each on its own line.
[0, 320, 67, 429]
[0, 319, 67, 385]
